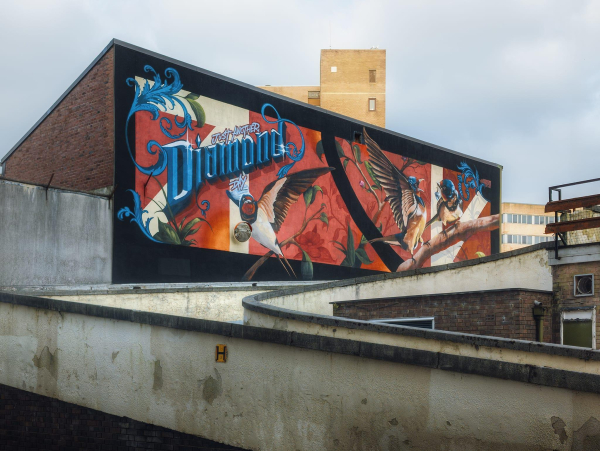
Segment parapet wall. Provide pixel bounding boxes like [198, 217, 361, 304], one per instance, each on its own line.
[1, 291, 600, 450]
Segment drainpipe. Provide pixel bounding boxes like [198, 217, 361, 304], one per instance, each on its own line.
[532, 301, 546, 342]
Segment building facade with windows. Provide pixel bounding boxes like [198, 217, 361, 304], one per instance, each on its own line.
[501, 202, 555, 252]
[259, 49, 386, 128]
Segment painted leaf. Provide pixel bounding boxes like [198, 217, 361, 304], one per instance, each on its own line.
[475, 252, 486, 258]
[157, 220, 180, 245]
[320, 212, 329, 228]
[365, 160, 381, 189]
[303, 186, 315, 207]
[352, 144, 362, 163]
[301, 250, 313, 280]
[343, 159, 350, 171]
[181, 217, 203, 237]
[355, 247, 373, 265]
[335, 141, 345, 158]
[316, 140, 324, 161]
[344, 224, 355, 267]
[185, 92, 200, 101]
[187, 98, 206, 128]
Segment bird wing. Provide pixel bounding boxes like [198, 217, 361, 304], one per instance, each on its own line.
[364, 128, 416, 229]
[258, 167, 334, 232]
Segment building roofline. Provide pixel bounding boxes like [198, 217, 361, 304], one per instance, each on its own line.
[3, 39, 503, 170]
[1, 39, 116, 164]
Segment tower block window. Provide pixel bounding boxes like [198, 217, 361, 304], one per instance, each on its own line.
[369, 98, 376, 111]
[369, 70, 376, 83]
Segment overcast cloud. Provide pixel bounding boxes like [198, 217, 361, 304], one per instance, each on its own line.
[1, 0, 599, 203]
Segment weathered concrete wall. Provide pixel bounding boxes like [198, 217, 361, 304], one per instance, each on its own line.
[0, 180, 112, 286]
[1, 295, 599, 450]
[261, 245, 552, 317]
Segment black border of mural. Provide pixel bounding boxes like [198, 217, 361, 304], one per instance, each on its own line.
[112, 41, 501, 283]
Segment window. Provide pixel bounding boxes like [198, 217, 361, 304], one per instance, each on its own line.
[369, 98, 376, 111]
[307, 91, 320, 99]
[574, 274, 594, 297]
[561, 308, 596, 349]
[369, 70, 376, 83]
[370, 317, 435, 330]
[331, 66, 337, 73]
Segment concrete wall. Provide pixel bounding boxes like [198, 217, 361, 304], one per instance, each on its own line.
[0, 180, 112, 286]
[260, 245, 552, 317]
[2, 294, 600, 450]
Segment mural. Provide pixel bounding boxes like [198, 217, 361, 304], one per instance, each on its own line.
[117, 65, 499, 280]
[339, 131, 498, 271]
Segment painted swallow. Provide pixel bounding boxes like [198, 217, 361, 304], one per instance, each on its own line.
[363, 129, 427, 256]
[227, 167, 334, 275]
[426, 179, 463, 233]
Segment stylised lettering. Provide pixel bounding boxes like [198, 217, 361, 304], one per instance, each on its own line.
[242, 136, 255, 173]
[256, 131, 270, 166]
[165, 142, 192, 206]
[204, 145, 218, 181]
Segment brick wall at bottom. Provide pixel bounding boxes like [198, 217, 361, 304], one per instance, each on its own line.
[0, 383, 245, 451]
[333, 289, 553, 342]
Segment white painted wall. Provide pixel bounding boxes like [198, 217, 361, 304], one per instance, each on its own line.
[261, 247, 552, 316]
[1, 301, 598, 450]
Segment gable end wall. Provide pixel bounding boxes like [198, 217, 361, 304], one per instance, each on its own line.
[3, 48, 115, 192]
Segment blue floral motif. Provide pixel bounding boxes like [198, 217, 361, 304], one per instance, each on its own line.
[260, 104, 306, 178]
[457, 161, 488, 202]
[117, 190, 162, 243]
[125, 66, 194, 175]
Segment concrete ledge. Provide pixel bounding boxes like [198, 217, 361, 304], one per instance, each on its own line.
[0, 281, 326, 297]
[2, 291, 600, 395]
[329, 287, 553, 305]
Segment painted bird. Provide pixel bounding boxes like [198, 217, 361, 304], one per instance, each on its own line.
[227, 167, 334, 276]
[364, 129, 427, 255]
[425, 179, 463, 234]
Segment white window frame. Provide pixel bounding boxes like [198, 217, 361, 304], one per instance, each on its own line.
[560, 307, 596, 349]
[370, 317, 435, 329]
[369, 98, 376, 111]
[574, 274, 594, 297]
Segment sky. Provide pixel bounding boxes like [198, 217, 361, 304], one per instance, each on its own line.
[0, 0, 599, 203]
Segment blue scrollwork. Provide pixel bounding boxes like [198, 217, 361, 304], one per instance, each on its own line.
[117, 190, 162, 243]
[196, 198, 210, 217]
[457, 161, 488, 202]
[125, 66, 194, 175]
[261, 104, 305, 178]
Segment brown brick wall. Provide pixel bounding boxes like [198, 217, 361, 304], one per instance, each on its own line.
[333, 289, 553, 342]
[0, 383, 244, 450]
[551, 260, 600, 348]
[3, 48, 115, 192]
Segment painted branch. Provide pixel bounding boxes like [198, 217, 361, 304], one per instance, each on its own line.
[395, 214, 499, 272]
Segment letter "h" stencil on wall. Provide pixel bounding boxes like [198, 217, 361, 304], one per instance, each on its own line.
[215, 344, 228, 362]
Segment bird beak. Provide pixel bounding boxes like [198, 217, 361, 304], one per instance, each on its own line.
[419, 179, 425, 184]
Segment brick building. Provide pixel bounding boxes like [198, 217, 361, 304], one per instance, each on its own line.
[259, 48, 386, 128]
[0, 46, 114, 193]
